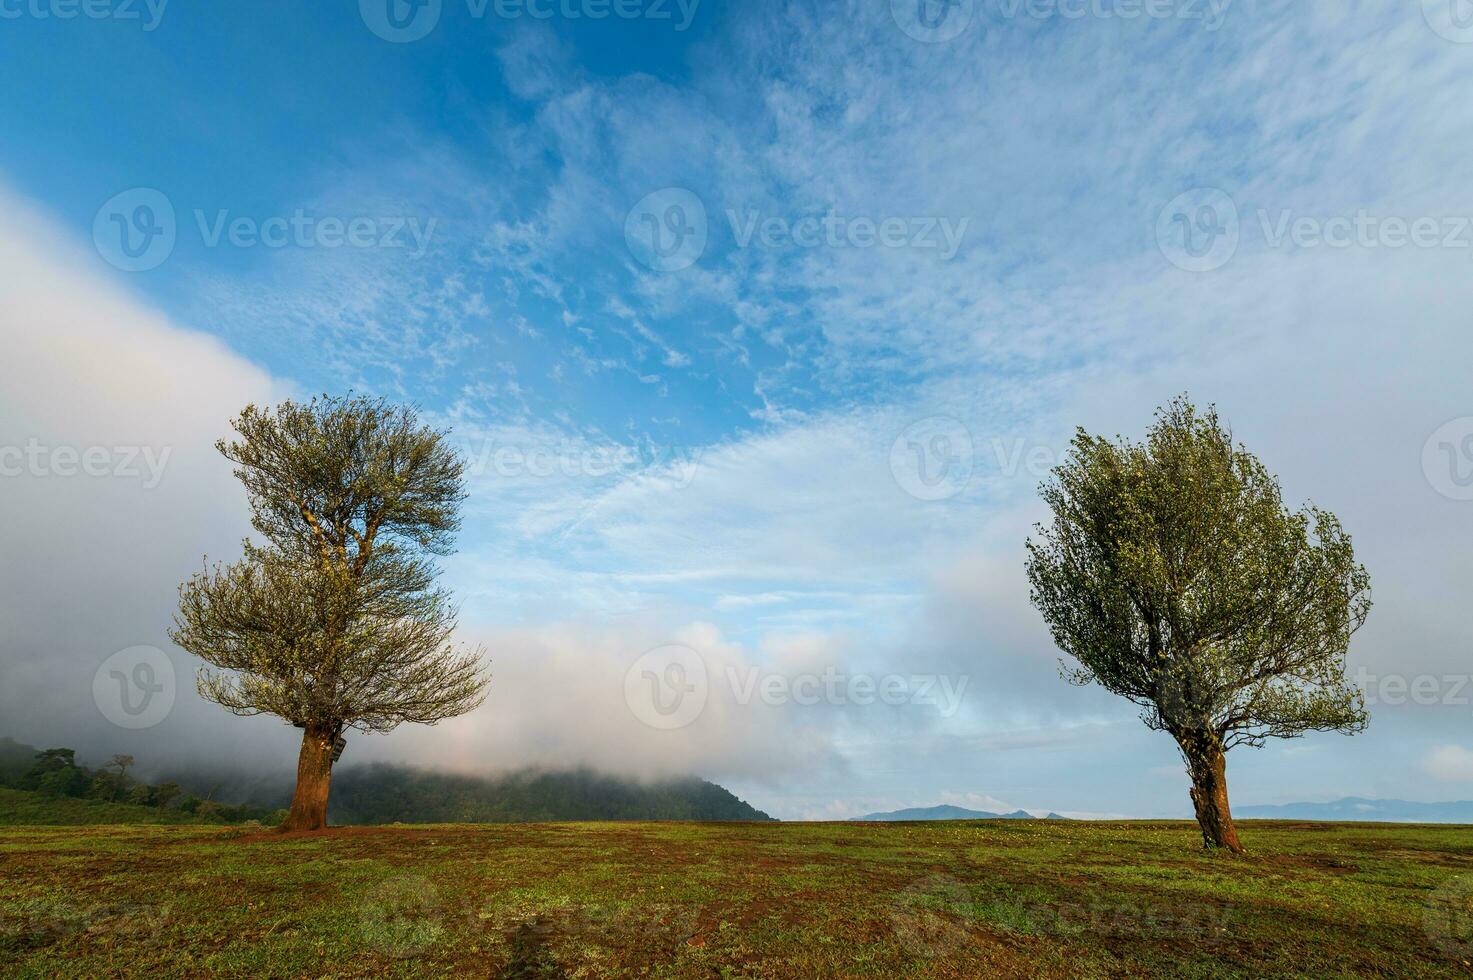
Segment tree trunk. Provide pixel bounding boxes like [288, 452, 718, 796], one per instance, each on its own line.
[1184, 738, 1244, 854]
[281, 726, 335, 832]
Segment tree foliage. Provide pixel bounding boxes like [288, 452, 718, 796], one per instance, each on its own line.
[1025, 397, 1371, 850]
[1026, 397, 1370, 747]
[172, 395, 489, 738]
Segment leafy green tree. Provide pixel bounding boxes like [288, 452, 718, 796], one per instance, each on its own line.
[50, 770, 88, 797]
[21, 748, 82, 794]
[172, 395, 489, 832]
[36, 767, 88, 798]
[1025, 397, 1371, 853]
[151, 782, 183, 809]
[88, 771, 125, 801]
[85, 754, 137, 801]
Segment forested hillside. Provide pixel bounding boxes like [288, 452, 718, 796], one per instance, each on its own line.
[327, 763, 775, 824]
[0, 738, 773, 825]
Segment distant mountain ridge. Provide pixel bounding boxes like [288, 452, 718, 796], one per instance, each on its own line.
[324, 763, 776, 824]
[851, 804, 1068, 822]
[1237, 798, 1473, 824]
[853, 798, 1473, 824]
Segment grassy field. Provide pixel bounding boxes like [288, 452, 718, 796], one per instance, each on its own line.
[2, 818, 1472, 978]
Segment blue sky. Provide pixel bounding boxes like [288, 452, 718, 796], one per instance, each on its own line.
[3, 0, 1473, 820]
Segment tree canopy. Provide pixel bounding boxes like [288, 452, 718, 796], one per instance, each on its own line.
[172, 395, 489, 830]
[1026, 397, 1371, 851]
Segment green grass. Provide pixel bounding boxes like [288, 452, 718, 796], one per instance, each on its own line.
[0, 788, 218, 827]
[3, 817, 1472, 977]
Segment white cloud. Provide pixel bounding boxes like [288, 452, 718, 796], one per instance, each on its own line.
[0, 183, 287, 767]
[1424, 746, 1473, 783]
[361, 620, 853, 785]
